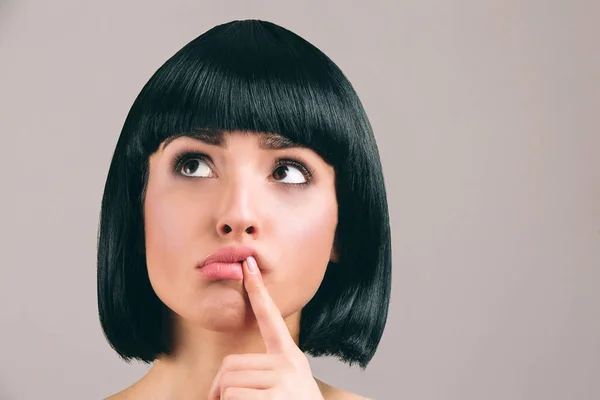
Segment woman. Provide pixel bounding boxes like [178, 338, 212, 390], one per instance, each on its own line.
[97, 19, 391, 399]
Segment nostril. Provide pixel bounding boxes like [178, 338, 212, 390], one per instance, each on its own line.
[220, 224, 255, 235]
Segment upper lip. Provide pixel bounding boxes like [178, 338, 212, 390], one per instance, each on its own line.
[198, 245, 257, 268]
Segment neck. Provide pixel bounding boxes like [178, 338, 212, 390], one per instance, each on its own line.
[131, 311, 303, 399]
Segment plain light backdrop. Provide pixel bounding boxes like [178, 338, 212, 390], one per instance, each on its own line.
[0, 1, 598, 399]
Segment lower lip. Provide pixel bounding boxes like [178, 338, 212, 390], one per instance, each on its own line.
[197, 262, 243, 280]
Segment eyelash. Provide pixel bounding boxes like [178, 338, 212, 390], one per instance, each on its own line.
[170, 150, 314, 186]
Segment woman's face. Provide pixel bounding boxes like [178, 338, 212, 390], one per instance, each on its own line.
[143, 131, 338, 331]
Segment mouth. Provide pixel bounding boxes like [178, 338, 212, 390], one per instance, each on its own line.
[197, 245, 257, 269]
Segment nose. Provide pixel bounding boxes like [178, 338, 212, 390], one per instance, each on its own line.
[215, 175, 261, 240]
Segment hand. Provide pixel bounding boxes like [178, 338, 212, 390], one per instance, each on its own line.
[208, 255, 324, 400]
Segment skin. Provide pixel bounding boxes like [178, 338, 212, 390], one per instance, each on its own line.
[105, 131, 370, 399]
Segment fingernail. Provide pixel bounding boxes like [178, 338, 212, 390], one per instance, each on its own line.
[246, 256, 258, 273]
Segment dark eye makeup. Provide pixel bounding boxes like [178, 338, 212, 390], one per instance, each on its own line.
[169, 149, 315, 186]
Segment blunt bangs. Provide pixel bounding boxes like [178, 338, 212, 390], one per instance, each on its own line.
[125, 19, 358, 167]
[98, 19, 391, 370]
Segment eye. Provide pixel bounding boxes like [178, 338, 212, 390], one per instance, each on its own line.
[171, 151, 313, 185]
[272, 159, 312, 185]
[181, 159, 212, 177]
[172, 152, 214, 178]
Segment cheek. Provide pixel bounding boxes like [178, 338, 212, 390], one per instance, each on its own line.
[145, 195, 190, 250]
[143, 188, 199, 304]
[289, 194, 337, 255]
[271, 196, 338, 312]
[289, 211, 335, 257]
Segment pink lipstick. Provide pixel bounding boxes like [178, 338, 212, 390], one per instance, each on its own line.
[197, 245, 257, 280]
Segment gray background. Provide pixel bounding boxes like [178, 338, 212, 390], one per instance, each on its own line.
[1, 1, 598, 399]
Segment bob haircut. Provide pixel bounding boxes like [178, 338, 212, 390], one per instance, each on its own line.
[97, 19, 391, 370]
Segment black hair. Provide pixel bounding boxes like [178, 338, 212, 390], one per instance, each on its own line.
[97, 19, 391, 370]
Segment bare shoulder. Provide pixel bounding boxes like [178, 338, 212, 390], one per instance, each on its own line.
[327, 387, 373, 400]
[316, 378, 373, 400]
[103, 393, 124, 400]
[334, 389, 373, 400]
[103, 387, 131, 400]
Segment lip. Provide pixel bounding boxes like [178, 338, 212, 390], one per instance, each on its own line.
[198, 245, 257, 269]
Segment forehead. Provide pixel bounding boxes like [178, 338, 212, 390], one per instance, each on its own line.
[160, 130, 307, 152]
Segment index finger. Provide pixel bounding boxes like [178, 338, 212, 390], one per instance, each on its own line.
[242, 256, 296, 354]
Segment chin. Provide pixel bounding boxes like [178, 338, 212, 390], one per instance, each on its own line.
[175, 291, 255, 331]
[202, 315, 252, 332]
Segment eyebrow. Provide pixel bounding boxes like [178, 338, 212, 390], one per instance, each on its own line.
[161, 129, 304, 151]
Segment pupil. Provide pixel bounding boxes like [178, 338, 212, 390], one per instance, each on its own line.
[274, 166, 288, 180]
[184, 160, 198, 174]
